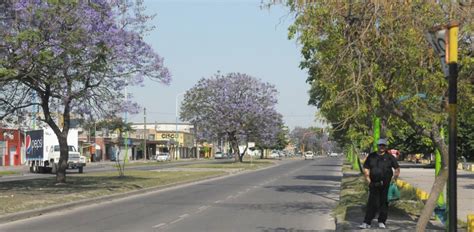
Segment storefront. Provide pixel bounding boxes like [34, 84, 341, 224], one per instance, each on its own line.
[0, 128, 23, 166]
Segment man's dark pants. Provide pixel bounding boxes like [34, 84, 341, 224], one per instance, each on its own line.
[364, 181, 390, 225]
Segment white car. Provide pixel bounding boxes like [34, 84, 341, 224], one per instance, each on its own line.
[214, 152, 225, 159]
[155, 153, 170, 161]
[269, 150, 282, 159]
[330, 152, 339, 157]
[304, 151, 314, 160]
[269, 152, 280, 159]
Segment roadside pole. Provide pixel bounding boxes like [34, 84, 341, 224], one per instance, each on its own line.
[143, 107, 147, 161]
[426, 21, 459, 231]
[446, 21, 459, 232]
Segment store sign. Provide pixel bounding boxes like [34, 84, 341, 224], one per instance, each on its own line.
[161, 133, 179, 140]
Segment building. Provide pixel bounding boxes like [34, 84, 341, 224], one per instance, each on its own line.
[130, 123, 197, 160]
[77, 122, 200, 161]
[0, 128, 24, 166]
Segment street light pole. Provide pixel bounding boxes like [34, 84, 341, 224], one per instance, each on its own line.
[175, 92, 185, 160]
[143, 107, 147, 161]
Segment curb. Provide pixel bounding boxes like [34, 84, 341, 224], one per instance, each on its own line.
[396, 179, 429, 200]
[468, 214, 474, 232]
[0, 161, 278, 225]
[397, 179, 473, 230]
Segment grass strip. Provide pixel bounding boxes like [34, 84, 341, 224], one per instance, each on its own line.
[0, 170, 225, 216]
[0, 171, 20, 176]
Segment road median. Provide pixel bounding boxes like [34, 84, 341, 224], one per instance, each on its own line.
[0, 160, 277, 224]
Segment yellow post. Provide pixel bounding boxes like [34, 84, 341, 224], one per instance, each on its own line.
[468, 214, 474, 232]
[446, 21, 458, 64]
[446, 20, 459, 232]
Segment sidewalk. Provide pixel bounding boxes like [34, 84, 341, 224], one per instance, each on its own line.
[336, 170, 445, 231]
[400, 167, 474, 223]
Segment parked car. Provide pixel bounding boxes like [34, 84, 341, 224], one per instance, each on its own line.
[269, 150, 282, 159]
[330, 152, 339, 157]
[304, 151, 314, 160]
[155, 153, 170, 161]
[214, 152, 225, 159]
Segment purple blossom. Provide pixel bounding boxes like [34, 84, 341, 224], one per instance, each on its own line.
[2, 0, 172, 121]
[181, 72, 283, 159]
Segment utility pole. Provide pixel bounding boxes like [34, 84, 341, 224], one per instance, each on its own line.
[446, 21, 459, 232]
[427, 21, 459, 231]
[143, 107, 147, 161]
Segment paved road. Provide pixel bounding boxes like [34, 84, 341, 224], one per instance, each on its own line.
[0, 158, 342, 232]
[400, 168, 474, 222]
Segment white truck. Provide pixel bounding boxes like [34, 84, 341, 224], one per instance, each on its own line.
[26, 128, 86, 173]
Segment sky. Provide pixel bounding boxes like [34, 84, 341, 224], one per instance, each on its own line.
[128, 0, 322, 130]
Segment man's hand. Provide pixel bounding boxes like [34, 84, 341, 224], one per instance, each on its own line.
[391, 176, 398, 183]
[363, 168, 371, 185]
[392, 167, 400, 183]
[365, 177, 371, 184]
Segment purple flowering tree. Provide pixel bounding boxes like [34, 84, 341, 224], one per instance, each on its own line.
[180, 72, 282, 162]
[0, 0, 171, 183]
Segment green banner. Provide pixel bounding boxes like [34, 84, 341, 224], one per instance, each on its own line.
[373, 117, 381, 152]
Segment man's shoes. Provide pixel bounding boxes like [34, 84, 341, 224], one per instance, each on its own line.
[378, 222, 386, 228]
[358, 223, 371, 229]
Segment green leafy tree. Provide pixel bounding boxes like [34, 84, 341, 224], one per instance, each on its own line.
[277, 1, 473, 230]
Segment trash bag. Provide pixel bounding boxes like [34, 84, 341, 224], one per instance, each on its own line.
[388, 182, 400, 201]
[434, 206, 447, 224]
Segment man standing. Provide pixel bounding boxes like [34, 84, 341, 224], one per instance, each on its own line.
[359, 138, 400, 229]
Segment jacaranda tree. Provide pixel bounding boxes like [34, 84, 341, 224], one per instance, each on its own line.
[0, 0, 171, 183]
[180, 72, 283, 162]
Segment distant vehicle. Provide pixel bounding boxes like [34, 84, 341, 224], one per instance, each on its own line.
[269, 150, 281, 159]
[26, 128, 86, 173]
[155, 153, 170, 161]
[304, 151, 314, 160]
[330, 152, 338, 157]
[214, 152, 225, 159]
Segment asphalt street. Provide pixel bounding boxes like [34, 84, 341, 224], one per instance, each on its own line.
[0, 157, 342, 232]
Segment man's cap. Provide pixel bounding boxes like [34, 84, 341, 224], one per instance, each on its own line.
[377, 138, 388, 145]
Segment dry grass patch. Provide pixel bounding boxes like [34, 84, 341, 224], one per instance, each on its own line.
[0, 171, 20, 176]
[0, 170, 225, 215]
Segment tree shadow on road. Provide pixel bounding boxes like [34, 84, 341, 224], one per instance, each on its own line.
[464, 184, 474, 189]
[256, 226, 332, 232]
[458, 173, 474, 179]
[294, 175, 342, 182]
[266, 184, 340, 202]
[216, 201, 335, 216]
[311, 163, 342, 167]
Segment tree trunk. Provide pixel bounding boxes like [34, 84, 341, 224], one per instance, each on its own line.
[239, 146, 248, 163]
[228, 132, 240, 162]
[416, 167, 448, 231]
[260, 148, 264, 159]
[56, 133, 69, 183]
[383, 96, 449, 231]
[416, 129, 449, 231]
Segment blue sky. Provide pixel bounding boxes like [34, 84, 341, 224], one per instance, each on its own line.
[129, 0, 320, 129]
